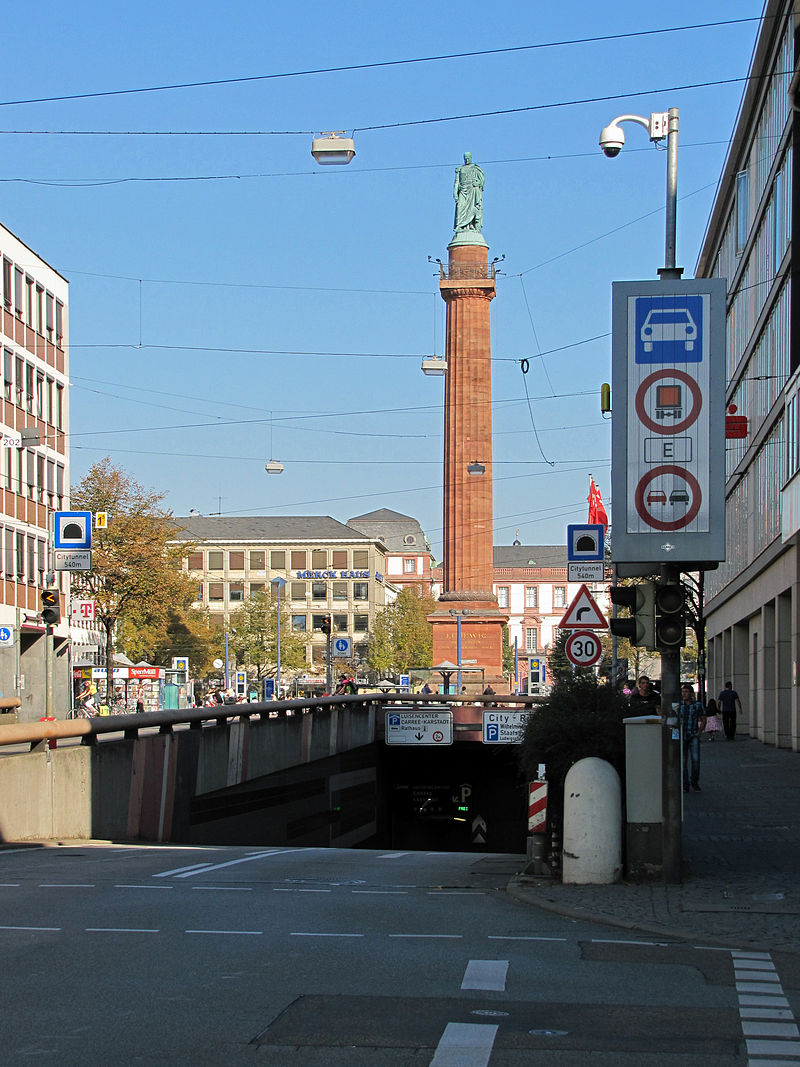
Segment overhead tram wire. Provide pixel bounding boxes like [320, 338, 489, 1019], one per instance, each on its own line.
[0, 16, 766, 109]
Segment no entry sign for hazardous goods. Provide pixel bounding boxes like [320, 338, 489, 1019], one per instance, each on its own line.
[611, 279, 726, 568]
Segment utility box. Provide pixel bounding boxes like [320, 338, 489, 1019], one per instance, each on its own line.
[624, 714, 663, 880]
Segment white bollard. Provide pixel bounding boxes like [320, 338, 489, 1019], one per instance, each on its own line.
[562, 757, 622, 885]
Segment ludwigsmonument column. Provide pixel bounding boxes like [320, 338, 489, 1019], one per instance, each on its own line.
[430, 153, 507, 690]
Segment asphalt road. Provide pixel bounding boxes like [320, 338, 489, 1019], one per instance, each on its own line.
[0, 842, 787, 1064]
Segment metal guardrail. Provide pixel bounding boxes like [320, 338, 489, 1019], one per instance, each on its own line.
[439, 263, 496, 280]
[0, 692, 542, 752]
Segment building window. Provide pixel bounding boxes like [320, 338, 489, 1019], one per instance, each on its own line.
[332, 549, 347, 568]
[249, 550, 265, 570]
[312, 614, 329, 632]
[55, 300, 64, 346]
[14, 268, 23, 317]
[45, 292, 53, 340]
[26, 534, 35, 582]
[270, 550, 285, 569]
[25, 363, 34, 412]
[525, 586, 538, 609]
[526, 627, 538, 652]
[208, 583, 224, 601]
[291, 550, 306, 570]
[207, 551, 224, 570]
[353, 582, 369, 600]
[46, 378, 53, 424]
[249, 583, 265, 596]
[311, 581, 327, 600]
[56, 384, 63, 429]
[332, 581, 348, 600]
[187, 552, 203, 571]
[195, 584, 203, 602]
[353, 549, 369, 569]
[229, 551, 245, 570]
[25, 277, 33, 326]
[333, 614, 348, 632]
[2, 259, 10, 308]
[292, 614, 307, 631]
[229, 582, 244, 602]
[403, 558, 417, 574]
[553, 586, 566, 609]
[736, 169, 749, 253]
[15, 530, 24, 579]
[15, 357, 23, 408]
[3, 350, 11, 402]
[354, 614, 369, 633]
[496, 586, 509, 608]
[35, 286, 43, 334]
[290, 581, 306, 601]
[311, 549, 327, 569]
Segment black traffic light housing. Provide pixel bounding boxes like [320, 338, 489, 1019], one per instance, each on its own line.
[41, 588, 60, 626]
[320, 615, 332, 636]
[655, 581, 686, 650]
[609, 581, 655, 649]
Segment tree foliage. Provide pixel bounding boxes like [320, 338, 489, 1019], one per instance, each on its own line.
[70, 459, 203, 692]
[366, 587, 436, 675]
[227, 589, 310, 681]
[519, 673, 630, 831]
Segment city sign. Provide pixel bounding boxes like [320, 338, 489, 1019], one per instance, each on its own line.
[54, 511, 92, 550]
[611, 279, 726, 566]
[567, 562, 604, 582]
[385, 709, 453, 746]
[55, 549, 92, 572]
[332, 637, 352, 658]
[482, 709, 529, 744]
[0, 626, 14, 647]
[565, 631, 603, 667]
[558, 584, 607, 630]
[566, 524, 604, 562]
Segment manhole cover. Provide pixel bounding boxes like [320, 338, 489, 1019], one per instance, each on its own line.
[529, 1029, 569, 1037]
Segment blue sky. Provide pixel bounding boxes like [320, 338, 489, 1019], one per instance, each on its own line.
[1, 1, 764, 559]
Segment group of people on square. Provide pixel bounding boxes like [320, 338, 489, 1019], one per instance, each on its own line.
[622, 674, 743, 793]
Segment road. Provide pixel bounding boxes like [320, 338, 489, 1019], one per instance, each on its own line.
[0, 843, 782, 1064]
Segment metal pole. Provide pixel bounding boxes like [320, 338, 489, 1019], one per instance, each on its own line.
[224, 632, 229, 690]
[456, 613, 462, 692]
[661, 562, 682, 883]
[276, 601, 281, 696]
[662, 107, 680, 277]
[326, 631, 332, 694]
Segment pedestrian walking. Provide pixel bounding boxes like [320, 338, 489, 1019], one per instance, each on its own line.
[679, 683, 707, 793]
[628, 676, 660, 711]
[718, 680, 743, 741]
[704, 698, 723, 740]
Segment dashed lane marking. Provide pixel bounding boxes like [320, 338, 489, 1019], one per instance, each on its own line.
[429, 1021, 498, 1067]
[461, 960, 508, 992]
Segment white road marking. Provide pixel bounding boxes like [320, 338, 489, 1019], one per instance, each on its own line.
[186, 929, 262, 936]
[378, 853, 410, 859]
[352, 890, 408, 895]
[191, 886, 253, 892]
[115, 884, 173, 890]
[175, 847, 309, 877]
[290, 932, 364, 938]
[0, 884, 20, 887]
[154, 862, 214, 878]
[86, 928, 159, 933]
[488, 935, 566, 942]
[461, 960, 508, 992]
[39, 883, 94, 888]
[0, 924, 60, 931]
[428, 891, 486, 897]
[430, 1022, 498, 1067]
[389, 933, 463, 939]
[732, 950, 800, 1064]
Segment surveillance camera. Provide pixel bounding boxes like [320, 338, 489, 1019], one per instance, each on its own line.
[599, 123, 625, 158]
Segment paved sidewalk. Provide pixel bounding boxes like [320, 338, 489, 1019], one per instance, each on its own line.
[509, 732, 800, 951]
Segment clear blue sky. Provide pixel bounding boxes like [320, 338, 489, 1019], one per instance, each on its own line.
[1, 1, 763, 559]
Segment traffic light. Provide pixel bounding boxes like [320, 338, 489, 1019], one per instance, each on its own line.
[609, 581, 655, 649]
[655, 581, 686, 650]
[41, 588, 60, 626]
[320, 615, 332, 636]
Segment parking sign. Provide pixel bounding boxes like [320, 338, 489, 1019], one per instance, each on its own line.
[611, 279, 726, 566]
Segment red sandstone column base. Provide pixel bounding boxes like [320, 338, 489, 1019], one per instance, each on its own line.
[428, 605, 509, 692]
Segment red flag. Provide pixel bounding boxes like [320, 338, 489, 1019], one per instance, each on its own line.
[588, 477, 609, 530]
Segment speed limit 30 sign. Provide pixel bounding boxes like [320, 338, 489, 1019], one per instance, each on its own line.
[565, 631, 603, 667]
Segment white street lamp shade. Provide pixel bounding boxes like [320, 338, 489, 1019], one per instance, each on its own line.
[265, 460, 285, 474]
[421, 356, 447, 376]
[311, 132, 356, 165]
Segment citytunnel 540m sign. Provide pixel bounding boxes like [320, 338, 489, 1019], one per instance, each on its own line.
[611, 279, 726, 567]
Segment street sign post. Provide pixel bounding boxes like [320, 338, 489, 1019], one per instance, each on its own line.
[55, 549, 92, 572]
[332, 637, 352, 658]
[558, 584, 607, 630]
[564, 630, 603, 667]
[611, 279, 726, 566]
[54, 512, 92, 550]
[71, 599, 96, 620]
[566, 524, 604, 562]
[385, 709, 453, 746]
[0, 626, 14, 647]
[482, 709, 529, 744]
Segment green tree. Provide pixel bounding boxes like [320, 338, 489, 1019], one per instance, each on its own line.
[519, 672, 630, 838]
[70, 459, 200, 698]
[227, 589, 309, 682]
[366, 587, 436, 675]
